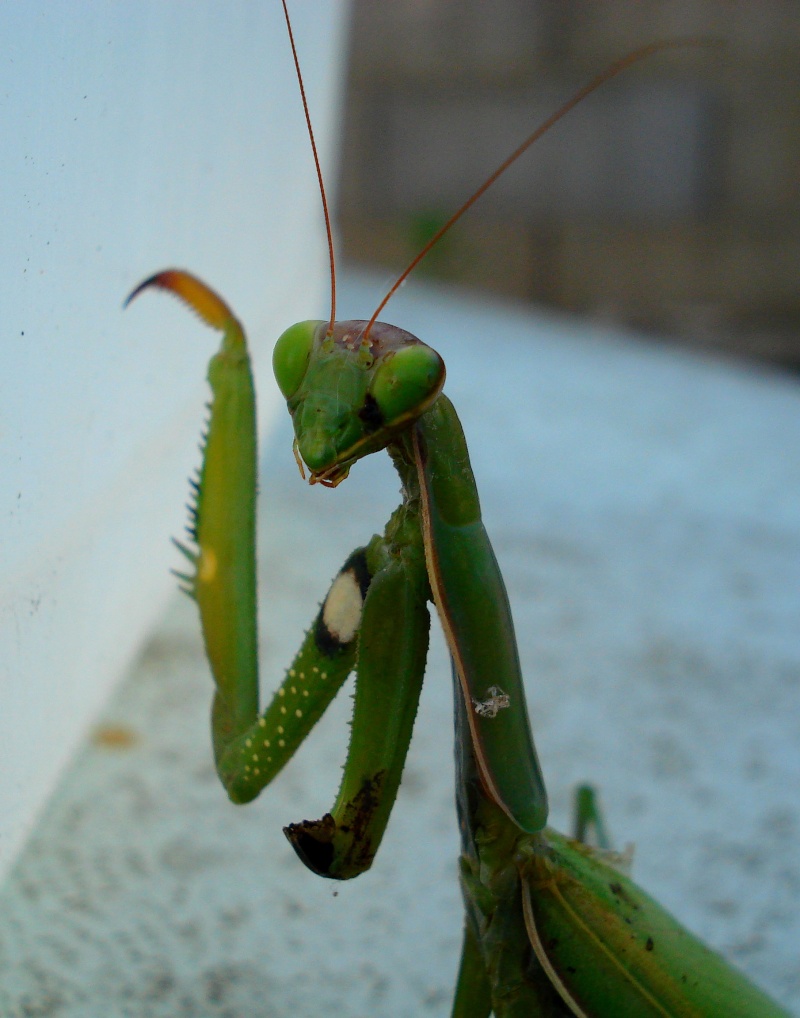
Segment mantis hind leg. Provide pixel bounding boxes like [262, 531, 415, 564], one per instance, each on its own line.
[452, 920, 492, 1018]
[571, 784, 611, 850]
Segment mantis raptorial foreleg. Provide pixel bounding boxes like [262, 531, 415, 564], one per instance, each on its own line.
[124, 4, 790, 1014]
[285, 500, 431, 878]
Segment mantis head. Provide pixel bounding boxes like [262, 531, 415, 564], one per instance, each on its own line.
[273, 320, 445, 487]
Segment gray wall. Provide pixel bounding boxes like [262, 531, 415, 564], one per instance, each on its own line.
[339, 1, 800, 368]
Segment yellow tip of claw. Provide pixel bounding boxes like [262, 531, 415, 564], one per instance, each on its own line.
[124, 269, 235, 333]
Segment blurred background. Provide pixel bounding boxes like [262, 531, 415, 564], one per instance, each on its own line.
[338, 0, 800, 369]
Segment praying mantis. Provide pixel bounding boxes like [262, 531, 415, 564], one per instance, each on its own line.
[126, 4, 790, 1015]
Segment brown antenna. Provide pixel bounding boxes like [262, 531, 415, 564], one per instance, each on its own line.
[364, 38, 714, 340]
[281, 0, 337, 334]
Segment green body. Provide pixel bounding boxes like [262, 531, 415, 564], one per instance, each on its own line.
[453, 683, 787, 1017]
[127, 270, 789, 1016]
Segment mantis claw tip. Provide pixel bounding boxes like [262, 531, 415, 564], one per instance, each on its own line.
[124, 269, 238, 334]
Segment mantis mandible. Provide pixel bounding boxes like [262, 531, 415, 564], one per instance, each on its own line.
[126, 5, 789, 1015]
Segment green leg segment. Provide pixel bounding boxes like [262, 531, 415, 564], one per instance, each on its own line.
[216, 548, 371, 803]
[452, 920, 493, 1018]
[571, 783, 611, 850]
[284, 502, 432, 879]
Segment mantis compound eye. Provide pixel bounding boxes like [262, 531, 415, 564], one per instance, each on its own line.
[273, 320, 321, 399]
[369, 343, 445, 428]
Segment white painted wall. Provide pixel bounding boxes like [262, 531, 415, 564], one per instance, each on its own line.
[0, 1, 348, 884]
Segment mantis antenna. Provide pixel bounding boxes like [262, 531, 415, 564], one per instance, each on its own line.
[281, 1, 712, 346]
[280, 0, 337, 335]
[362, 37, 715, 340]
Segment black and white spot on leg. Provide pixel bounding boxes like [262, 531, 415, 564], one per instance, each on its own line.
[314, 549, 372, 655]
[322, 571, 362, 644]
